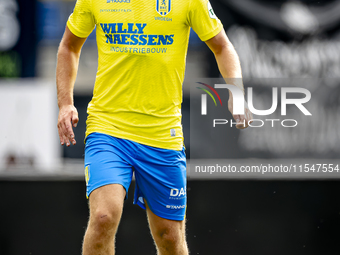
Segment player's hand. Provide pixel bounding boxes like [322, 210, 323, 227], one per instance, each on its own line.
[228, 98, 253, 129]
[57, 105, 79, 146]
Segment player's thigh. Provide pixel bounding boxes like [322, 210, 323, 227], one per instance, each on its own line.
[133, 146, 187, 221]
[84, 133, 134, 199]
[88, 183, 126, 223]
[84, 133, 134, 222]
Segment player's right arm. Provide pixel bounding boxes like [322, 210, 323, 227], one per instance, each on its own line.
[56, 26, 87, 146]
[57, 0, 95, 146]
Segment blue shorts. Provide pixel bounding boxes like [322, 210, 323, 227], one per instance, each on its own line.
[84, 132, 187, 221]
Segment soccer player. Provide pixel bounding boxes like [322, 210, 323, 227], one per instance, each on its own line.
[56, 0, 252, 254]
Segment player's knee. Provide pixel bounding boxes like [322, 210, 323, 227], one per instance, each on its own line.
[155, 227, 183, 248]
[92, 209, 121, 231]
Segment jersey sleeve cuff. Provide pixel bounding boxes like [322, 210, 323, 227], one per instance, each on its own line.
[66, 20, 91, 39]
[199, 23, 223, 42]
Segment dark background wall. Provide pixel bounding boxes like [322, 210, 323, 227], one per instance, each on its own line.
[1, 180, 340, 255]
[0, 0, 38, 78]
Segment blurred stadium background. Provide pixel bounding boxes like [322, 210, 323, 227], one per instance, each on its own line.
[1, 0, 340, 254]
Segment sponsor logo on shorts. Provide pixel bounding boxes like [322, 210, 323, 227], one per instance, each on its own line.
[138, 197, 145, 204]
[169, 187, 186, 200]
[85, 165, 90, 186]
[166, 205, 186, 209]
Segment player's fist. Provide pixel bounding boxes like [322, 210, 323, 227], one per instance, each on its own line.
[228, 98, 253, 129]
[57, 105, 79, 146]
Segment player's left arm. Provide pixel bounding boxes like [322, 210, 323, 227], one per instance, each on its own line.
[205, 29, 253, 129]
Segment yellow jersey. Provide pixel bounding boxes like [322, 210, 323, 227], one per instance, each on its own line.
[67, 0, 222, 150]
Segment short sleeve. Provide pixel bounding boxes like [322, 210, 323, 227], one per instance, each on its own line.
[67, 0, 95, 38]
[187, 0, 223, 41]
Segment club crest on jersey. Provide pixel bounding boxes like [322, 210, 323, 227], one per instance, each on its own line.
[156, 0, 171, 16]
